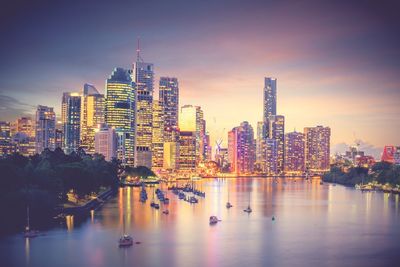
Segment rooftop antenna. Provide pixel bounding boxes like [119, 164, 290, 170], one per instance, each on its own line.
[136, 37, 143, 62]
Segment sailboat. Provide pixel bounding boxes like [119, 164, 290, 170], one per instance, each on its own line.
[226, 183, 233, 208]
[118, 212, 133, 247]
[243, 187, 252, 213]
[24, 206, 39, 238]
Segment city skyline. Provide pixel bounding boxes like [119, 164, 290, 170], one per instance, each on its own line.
[0, 0, 399, 158]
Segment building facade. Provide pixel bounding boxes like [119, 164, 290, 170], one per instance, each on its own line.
[304, 126, 331, 172]
[105, 68, 136, 166]
[267, 115, 285, 173]
[152, 100, 164, 169]
[228, 121, 255, 174]
[35, 105, 56, 154]
[159, 77, 179, 128]
[263, 77, 277, 121]
[94, 123, 117, 161]
[63, 93, 81, 154]
[284, 131, 305, 173]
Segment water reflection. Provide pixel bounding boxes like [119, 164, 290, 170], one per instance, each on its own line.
[2, 178, 400, 267]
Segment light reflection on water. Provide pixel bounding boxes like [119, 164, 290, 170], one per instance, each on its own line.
[1, 178, 400, 267]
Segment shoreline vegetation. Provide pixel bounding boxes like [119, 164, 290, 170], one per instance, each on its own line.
[323, 161, 400, 191]
[0, 148, 120, 235]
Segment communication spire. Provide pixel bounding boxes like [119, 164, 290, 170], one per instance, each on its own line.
[136, 37, 143, 62]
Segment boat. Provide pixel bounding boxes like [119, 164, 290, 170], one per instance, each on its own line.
[320, 181, 324, 185]
[163, 198, 170, 204]
[119, 234, 133, 247]
[189, 196, 198, 204]
[118, 213, 133, 247]
[243, 205, 252, 213]
[154, 203, 160, 209]
[209, 216, 219, 224]
[162, 210, 169, 215]
[24, 206, 39, 238]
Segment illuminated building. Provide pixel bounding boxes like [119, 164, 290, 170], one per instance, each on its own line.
[179, 105, 205, 163]
[215, 147, 229, 171]
[304, 125, 331, 172]
[80, 84, 104, 154]
[264, 138, 278, 175]
[62, 92, 81, 154]
[159, 77, 179, 128]
[35, 105, 56, 154]
[263, 77, 277, 121]
[0, 121, 14, 157]
[179, 131, 197, 171]
[11, 117, 35, 156]
[152, 100, 164, 169]
[266, 115, 285, 173]
[131, 49, 154, 168]
[228, 121, 255, 174]
[284, 131, 305, 173]
[256, 121, 267, 172]
[345, 146, 365, 164]
[163, 141, 179, 170]
[395, 147, 400, 165]
[55, 129, 63, 149]
[105, 68, 136, 166]
[94, 123, 117, 161]
[381, 145, 400, 164]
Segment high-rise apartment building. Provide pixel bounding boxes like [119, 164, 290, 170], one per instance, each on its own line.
[11, 117, 35, 156]
[284, 131, 305, 173]
[267, 115, 285, 173]
[35, 105, 56, 154]
[304, 126, 331, 172]
[228, 121, 255, 174]
[105, 68, 136, 166]
[80, 84, 104, 154]
[62, 92, 81, 154]
[263, 77, 277, 121]
[179, 131, 197, 171]
[264, 138, 278, 175]
[0, 121, 13, 157]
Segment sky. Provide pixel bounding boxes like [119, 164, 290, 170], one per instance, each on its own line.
[0, 0, 399, 158]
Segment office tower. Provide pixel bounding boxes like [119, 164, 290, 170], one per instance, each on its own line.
[159, 77, 179, 128]
[304, 126, 331, 172]
[284, 131, 305, 173]
[105, 68, 136, 166]
[179, 105, 205, 163]
[131, 49, 154, 168]
[179, 131, 197, 171]
[152, 100, 164, 169]
[264, 138, 278, 175]
[267, 115, 285, 173]
[263, 77, 277, 121]
[80, 84, 105, 154]
[62, 92, 81, 154]
[204, 134, 212, 161]
[55, 129, 63, 149]
[215, 147, 229, 170]
[94, 123, 117, 161]
[163, 141, 179, 170]
[35, 105, 56, 154]
[228, 121, 255, 174]
[0, 121, 14, 157]
[14, 117, 35, 138]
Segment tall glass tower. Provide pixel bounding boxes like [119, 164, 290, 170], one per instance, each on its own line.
[159, 77, 179, 128]
[63, 92, 81, 154]
[105, 68, 136, 166]
[263, 77, 277, 122]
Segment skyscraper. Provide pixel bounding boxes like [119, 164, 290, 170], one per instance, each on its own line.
[267, 115, 285, 173]
[263, 77, 277, 121]
[105, 68, 136, 166]
[80, 84, 104, 154]
[256, 121, 267, 171]
[159, 77, 179, 128]
[284, 131, 305, 173]
[63, 92, 81, 154]
[95, 123, 117, 161]
[152, 100, 164, 170]
[264, 138, 278, 175]
[35, 105, 56, 154]
[228, 121, 255, 174]
[179, 131, 197, 171]
[11, 117, 35, 157]
[304, 126, 331, 172]
[132, 57, 154, 168]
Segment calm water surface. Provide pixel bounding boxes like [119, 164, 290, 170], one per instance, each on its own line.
[1, 178, 400, 267]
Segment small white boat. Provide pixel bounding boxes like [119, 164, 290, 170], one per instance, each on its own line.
[209, 216, 220, 224]
[243, 205, 252, 213]
[119, 234, 133, 247]
[24, 206, 39, 238]
[226, 202, 233, 208]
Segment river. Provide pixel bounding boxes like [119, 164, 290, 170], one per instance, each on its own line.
[1, 177, 400, 267]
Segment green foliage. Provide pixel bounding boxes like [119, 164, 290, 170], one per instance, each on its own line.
[0, 150, 119, 234]
[323, 162, 400, 186]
